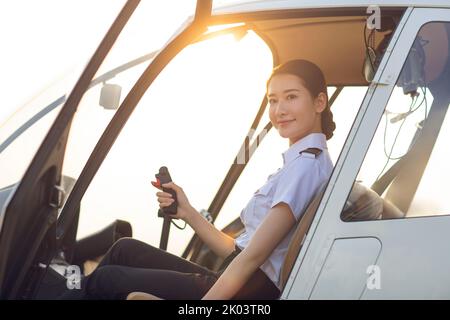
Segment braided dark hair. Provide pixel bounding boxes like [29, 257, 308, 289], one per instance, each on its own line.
[266, 59, 336, 140]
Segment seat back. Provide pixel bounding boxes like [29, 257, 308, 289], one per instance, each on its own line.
[280, 185, 326, 289]
[341, 182, 383, 221]
[341, 181, 405, 220]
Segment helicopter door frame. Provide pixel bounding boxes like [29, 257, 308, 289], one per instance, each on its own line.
[282, 7, 450, 299]
[56, 0, 212, 242]
[0, 1, 141, 299]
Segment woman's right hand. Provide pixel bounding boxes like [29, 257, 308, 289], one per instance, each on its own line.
[151, 181, 194, 221]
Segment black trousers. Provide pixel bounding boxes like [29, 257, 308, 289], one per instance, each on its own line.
[59, 238, 280, 300]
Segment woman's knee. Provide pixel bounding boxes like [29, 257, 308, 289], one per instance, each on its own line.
[110, 237, 142, 256]
[112, 237, 157, 251]
[102, 237, 137, 265]
[105, 237, 157, 265]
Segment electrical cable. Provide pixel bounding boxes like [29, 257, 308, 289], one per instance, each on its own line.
[171, 219, 187, 230]
[376, 86, 428, 181]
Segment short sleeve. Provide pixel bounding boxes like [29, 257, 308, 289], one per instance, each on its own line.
[271, 159, 322, 221]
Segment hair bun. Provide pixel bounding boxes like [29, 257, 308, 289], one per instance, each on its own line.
[321, 107, 336, 140]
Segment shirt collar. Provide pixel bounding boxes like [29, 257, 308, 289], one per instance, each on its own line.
[282, 133, 327, 165]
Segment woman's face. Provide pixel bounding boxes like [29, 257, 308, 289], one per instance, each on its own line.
[267, 73, 326, 146]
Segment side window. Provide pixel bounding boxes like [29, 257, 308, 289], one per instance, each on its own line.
[341, 22, 450, 222]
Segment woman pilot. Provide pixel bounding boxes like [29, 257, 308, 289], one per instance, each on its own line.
[60, 59, 335, 300]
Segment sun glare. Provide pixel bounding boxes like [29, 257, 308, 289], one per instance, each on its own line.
[74, 27, 274, 255]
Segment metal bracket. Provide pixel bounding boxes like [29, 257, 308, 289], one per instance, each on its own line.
[200, 209, 213, 223]
[49, 184, 66, 209]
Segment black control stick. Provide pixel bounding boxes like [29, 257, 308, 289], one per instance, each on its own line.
[154, 166, 178, 216]
[153, 166, 177, 250]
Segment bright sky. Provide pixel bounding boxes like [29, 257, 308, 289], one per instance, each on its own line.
[0, 1, 124, 122]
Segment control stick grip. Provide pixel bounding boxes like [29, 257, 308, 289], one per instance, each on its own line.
[155, 166, 178, 215]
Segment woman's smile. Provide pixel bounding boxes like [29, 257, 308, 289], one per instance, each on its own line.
[277, 119, 295, 126]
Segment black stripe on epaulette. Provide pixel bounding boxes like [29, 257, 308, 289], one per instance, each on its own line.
[300, 147, 322, 158]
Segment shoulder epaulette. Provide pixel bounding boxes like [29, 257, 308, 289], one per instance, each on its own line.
[299, 147, 322, 159]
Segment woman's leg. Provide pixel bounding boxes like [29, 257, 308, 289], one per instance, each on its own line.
[85, 265, 217, 300]
[96, 237, 214, 275]
[59, 238, 217, 299]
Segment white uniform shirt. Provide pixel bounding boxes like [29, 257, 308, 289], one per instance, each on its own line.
[234, 133, 333, 290]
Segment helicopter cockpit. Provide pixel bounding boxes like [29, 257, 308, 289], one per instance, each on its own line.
[1, 1, 450, 300]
